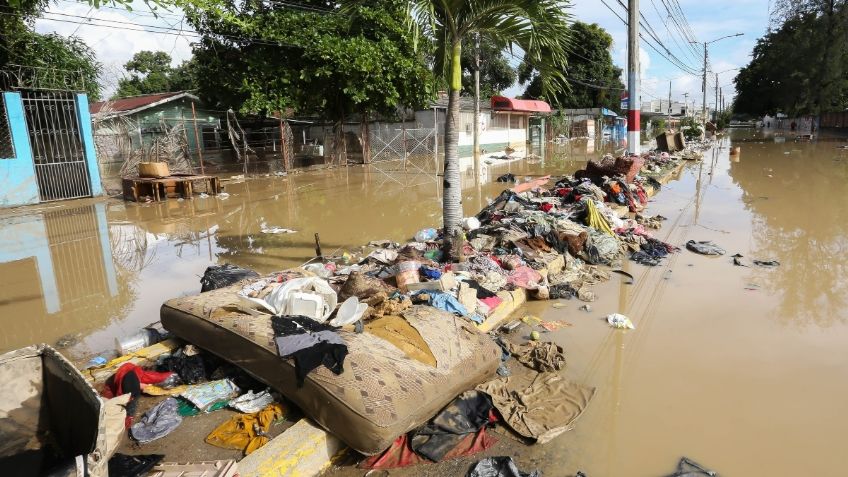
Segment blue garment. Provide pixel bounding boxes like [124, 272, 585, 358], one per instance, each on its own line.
[412, 290, 469, 316]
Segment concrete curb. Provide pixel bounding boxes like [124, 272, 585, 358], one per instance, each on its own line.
[238, 419, 345, 477]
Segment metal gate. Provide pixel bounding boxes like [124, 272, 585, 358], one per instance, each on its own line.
[369, 126, 439, 187]
[21, 91, 92, 201]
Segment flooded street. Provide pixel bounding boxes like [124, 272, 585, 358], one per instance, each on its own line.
[0, 144, 598, 359]
[3, 130, 848, 475]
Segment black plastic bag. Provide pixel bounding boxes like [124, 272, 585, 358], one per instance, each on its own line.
[200, 264, 259, 292]
[468, 456, 540, 477]
[108, 453, 164, 477]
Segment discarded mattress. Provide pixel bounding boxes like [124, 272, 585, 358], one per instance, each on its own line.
[160, 286, 501, 455]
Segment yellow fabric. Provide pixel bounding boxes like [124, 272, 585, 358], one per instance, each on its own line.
[142, 384, 188, 396]
[205, 403, 285, 455]
[586, 200, 615, 236]
[365, 315, 437, 367]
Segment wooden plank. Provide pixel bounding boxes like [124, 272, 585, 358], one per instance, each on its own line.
[83, 338, 182, 384]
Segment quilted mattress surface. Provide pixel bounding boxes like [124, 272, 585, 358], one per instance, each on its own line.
[160, 283, 500, 455]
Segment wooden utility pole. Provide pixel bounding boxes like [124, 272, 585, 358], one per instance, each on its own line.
[191, 102, 204, 174]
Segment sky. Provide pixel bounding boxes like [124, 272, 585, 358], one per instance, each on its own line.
[35, 0, 772, 107]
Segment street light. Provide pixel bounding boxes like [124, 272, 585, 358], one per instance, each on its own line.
[690, 33, 744, 131]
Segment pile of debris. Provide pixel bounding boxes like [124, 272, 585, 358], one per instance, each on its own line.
[93, 148, 693, 473]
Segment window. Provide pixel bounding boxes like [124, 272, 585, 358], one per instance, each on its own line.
[490, 113, 509, 130]
[0, 95, 15, 159]
[510, 115, 523, 129]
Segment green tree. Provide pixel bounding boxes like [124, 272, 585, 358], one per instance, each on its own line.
[184, 0, 432, 162]
[735, 1, 848, 116]
[1, 0, 101, 99]
[520, 22, 622, 112]
[114, 51, 198, 98]
[460, 37, 517, 98]
[403, 0, 571, 246]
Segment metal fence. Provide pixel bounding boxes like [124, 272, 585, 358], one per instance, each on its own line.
[369, 124, 439, 186]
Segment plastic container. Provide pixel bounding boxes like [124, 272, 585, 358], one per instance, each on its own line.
[115, 327, 162, 355]
[414, 228, 438, 242]
[287, 292, 326, 320]
[394, 260, 421, 292]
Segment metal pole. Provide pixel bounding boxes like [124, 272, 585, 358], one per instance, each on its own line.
[627, 0, 641, 155]
[473, 32, 481, 179]
[191, 101, 204, 174]
[702, 43, 708, 133]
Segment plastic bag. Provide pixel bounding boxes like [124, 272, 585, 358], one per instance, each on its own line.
[414, 228, 438, 242]
[200, 264, 259, 292]
[607, 313, 635, 329]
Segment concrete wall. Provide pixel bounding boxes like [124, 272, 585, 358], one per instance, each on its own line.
[0, 92, 103, 208]
[0, 92, 39, 207]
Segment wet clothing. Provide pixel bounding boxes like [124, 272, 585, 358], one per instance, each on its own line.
[410, 391, 494, 462]
[130, 397, 182, 444]
[686, 240, 726, 256]
[271, 315, 348, 385]
[478, 371, 594, 443]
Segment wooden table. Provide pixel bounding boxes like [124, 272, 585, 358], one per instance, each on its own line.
[122, 174, 222, 202]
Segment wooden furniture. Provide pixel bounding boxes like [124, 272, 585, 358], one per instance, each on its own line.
[122, 174, 222, 202]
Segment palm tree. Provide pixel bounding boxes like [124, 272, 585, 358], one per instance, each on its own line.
[406, 0, 572, 251]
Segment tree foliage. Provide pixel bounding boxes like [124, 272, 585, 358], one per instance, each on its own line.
[403, 0, 571, 241]
[182, 0, 433, 119]
[114, 50, 197, 98]
[735, 1, 847, 115]
[460, 37, 517, 98]
[521, 22, 622, 111]
[1, 0, 101, 99]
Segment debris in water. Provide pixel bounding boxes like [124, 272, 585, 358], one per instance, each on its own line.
[217, 192, 230, 199]
[539, 321, 572, 332]
[607, 313, 634, 329]
[261, 226, 298, 234]
[199, 193, 209, 198]
[580, 304, 592, 312]
[685, 240, 726, 256]
[753, 259, 780, 267]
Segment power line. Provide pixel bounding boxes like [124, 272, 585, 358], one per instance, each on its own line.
[599, 0, 699, 75]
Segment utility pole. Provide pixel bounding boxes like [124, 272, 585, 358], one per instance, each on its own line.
[701, 43, 707, 131]
[667, 80, 672, 123]
[627, 0, 640, 155]
[714, 73, 719, 123]
[473, 33, 481, 178]
[683, 92, 690, 117]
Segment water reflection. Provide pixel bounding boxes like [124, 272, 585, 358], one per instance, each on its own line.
[0, 203, 127, 352]
[729, 133, 848, 327]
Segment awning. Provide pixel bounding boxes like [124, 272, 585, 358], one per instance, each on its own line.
[491, 96, 552, 113]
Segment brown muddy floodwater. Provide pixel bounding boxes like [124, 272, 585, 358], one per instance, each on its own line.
[3, 131, 848, 475]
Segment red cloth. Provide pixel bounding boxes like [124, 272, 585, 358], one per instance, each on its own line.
[540, 203, 554, 213]
[101, 363, 173, 398]
[359, 428, 498, 470]
[480, 296, 503, 313]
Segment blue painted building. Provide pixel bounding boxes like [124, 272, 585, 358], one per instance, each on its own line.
[1, 91, 103, 208]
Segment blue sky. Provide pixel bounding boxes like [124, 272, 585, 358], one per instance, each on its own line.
[37, 0, 771, 106]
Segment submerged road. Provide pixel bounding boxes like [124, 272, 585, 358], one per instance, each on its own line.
[2, 130, 847, 475]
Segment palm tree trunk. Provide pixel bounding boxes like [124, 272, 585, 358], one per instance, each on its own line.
[442, 41, 463, 252]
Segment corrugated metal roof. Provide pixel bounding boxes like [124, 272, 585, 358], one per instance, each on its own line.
[89, 92, 190, 115]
